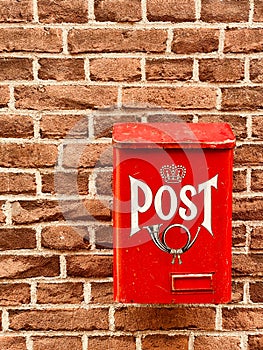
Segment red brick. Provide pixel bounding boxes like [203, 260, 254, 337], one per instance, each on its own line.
[94, 114, 140, 138]
[252, 116, 263, 139]
[0, 283, 30, 305]
[91, 282, 113, 304]
[0, 255, 60, 279]
[94, 225, 113, 249]
[250, 227, 263, 250]
[38, 0, 88, 23]
[232, 254, 263, 277]
[0, 336, 27, 350]
[115, 306, 216, 331]
[9, 308, 109, 331]
[250, 59, 263, 83]
[11, 200, 63, 224]
[41, 225, 90, 250]
[194, 336, 240, 350]
[33, 337, 82, 350]
[0, 201, 6, 223]
[12, 200, 107, 224]
[146, 58, 193, 81]
[96, 171, 112, 196]
[0, 86, 10, 107]
[37, 282, 83, 304]
[0, 58, 33, 80]
[41, 170, 78, 194]
[123, 87, 217, 110]
[85, 198, 112, 221]
[0, 144, 57, 168]
[222, 87, 263, 110]
[232, 225, 246, 248]
[95, 0, 141, 22]
[147, 114, 193, 123]
[41, 171, 90, 195]
[0, 0, 32, 22]
[89, 336, 136, 350]
[63, 142, 112, 168]
[40, 115, 88, 139]
[197, 115, 247, 140]
[0, 28, 62, 53]
[147, 0, 195, 22]
[142, 334, 188, 350]
[15, 85, 118, 110]
[68, 29, 167, 53]
[254, 0, 263, 21]
[201, 0, 249, 22]
[0, 228, 36, 250]
[251, 170, 263, 191]
[172, 29, 219, 53]
[235, 145, 263, 165]
[199, 59, 244, 82]
[38, 58, 85, 81]
[90, 58, 141, 82]
[66, 255, 113, 278]
[233, 169, 247, 192]
[233, 197, 263, 220]
[222, 308, 263, 330]
[248, 335, 263, 350]
[0, 173, 36, 195]
[250, 282, 263, 303]
[224, 28, 263, 53]
[0, 115, 33, 138]
[232, 281, 244, 303]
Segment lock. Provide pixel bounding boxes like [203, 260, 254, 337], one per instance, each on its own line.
[113, 122, 235, 304]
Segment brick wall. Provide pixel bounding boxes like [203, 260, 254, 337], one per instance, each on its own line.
[0, 0, 262, 349]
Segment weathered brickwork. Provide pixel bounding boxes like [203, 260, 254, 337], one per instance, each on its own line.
[0, 1, 261, 350]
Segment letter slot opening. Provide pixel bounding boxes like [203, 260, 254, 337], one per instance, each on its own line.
[171, 273, 214, 293]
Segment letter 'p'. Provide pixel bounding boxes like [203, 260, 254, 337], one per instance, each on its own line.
[129, 176, 153, 236]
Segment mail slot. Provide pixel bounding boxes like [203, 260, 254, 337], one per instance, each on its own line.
[113, 122, 235, 304]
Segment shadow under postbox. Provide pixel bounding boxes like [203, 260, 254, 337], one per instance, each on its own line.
[113, 123, 235, 304]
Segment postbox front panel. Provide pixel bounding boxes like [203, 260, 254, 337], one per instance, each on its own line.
[113, 125, 234, 304]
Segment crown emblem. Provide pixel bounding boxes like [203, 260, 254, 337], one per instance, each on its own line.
[160, 165, 186, 184]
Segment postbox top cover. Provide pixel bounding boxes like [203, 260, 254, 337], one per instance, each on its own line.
[113, 122, 235, 149]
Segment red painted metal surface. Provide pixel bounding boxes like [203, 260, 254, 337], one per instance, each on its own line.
[113, 123, 235, 304]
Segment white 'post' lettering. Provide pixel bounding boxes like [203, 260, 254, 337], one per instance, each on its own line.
[154, 186, 178, 221]
[129, 174, 218, 237]
[179, 185, 197, 221]
[198, 174, 218, 236]
[129, 176, 153, 236]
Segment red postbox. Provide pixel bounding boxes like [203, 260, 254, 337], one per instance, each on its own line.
[113, 122, 235, 304]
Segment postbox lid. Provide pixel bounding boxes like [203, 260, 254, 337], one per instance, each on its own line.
[113, 122, 236, 149]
